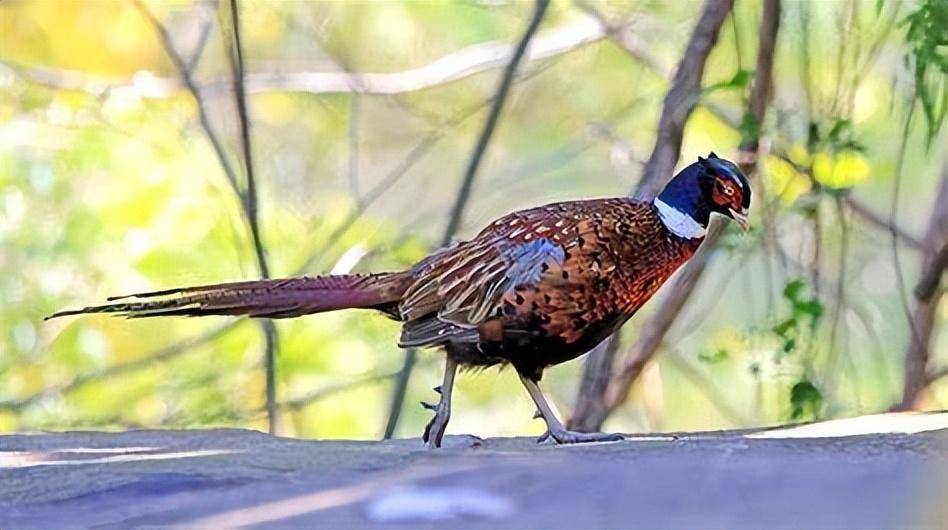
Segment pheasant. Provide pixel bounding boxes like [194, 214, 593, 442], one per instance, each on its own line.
[48, 153, 750, 448]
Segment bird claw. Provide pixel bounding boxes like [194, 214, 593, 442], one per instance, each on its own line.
[535, 429, 624, 445]
[433, 385, 443, 394]
[536, 430, 555, 445]
[423, 407, 450, 449]
[422, 394, 451, 448]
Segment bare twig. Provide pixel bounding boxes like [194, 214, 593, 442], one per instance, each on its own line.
[135, 0, 281, 432]
[928, 367, 948, 386]
[844, 195, 926, 250]
[770, 151, 925, 251]
[825, 195, 862, 410]
[223, 0, 280, 434]
[186, 3, 216, 74]
[280, 370, 403, 411]
[889, 103, 922, 378]
[381, 348, 417, 439]
[383, 0, 552, 439]
[442, 0, 551, 239]
[226, 0, 269, 278]
[915, 245, 947, 300]
[133, 0, 241, 197]
[573, 2, 668, 77]
[294, 100, 487, 274]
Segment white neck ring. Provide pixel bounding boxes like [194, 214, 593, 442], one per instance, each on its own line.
[654, 198, 706, 239]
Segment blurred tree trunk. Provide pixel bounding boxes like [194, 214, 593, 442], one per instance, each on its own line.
[571, 0, 781, 431]
[896, 165, 948, 410]
[569, 334, 620, 431]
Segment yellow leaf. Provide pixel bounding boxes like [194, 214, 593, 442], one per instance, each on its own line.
[813, 151, 870, 189]
[789, 143, 811, 167]
[829, 151, 870, 189]
[812, 152, 834, 184]
[763, 155, 810, 205]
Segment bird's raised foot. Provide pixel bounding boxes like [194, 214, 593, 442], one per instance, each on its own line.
[536, 429, 624, 445]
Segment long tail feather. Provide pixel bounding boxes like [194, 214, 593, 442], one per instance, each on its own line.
[46, 272, 411, 320]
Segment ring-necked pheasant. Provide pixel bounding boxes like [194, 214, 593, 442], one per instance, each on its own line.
[48, 153, 750, 448]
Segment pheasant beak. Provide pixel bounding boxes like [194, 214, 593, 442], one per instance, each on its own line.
[728, 208, 750, 231]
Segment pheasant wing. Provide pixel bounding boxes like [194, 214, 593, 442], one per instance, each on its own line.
[399, 237, 566, 347]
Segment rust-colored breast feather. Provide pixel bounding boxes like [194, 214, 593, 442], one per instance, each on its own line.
[397, 198, 702, 358]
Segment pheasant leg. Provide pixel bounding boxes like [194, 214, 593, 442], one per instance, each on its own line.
[519, 375, 624, 444]
[422, 357, 458, 449]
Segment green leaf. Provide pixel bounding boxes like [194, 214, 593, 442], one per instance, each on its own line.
[703, 69, 753, 94]
[772, 318, 796, 337]
[790, 380, 823, 420]
[738, 111, 761, 146]
[826, 119, 852, 143]
[901, 0, 948, 146]
[795, 300, 824, 321]
[783, 279, 806, 303]
[698, 348, 729, 364]
[782, 338, 796, 353]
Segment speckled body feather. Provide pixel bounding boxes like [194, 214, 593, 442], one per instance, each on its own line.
[398, 198, 703, 379]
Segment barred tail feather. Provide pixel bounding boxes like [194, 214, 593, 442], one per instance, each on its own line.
[46, 272, 411, 320]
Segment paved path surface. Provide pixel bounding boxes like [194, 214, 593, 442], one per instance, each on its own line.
[2, 412, 946, 529]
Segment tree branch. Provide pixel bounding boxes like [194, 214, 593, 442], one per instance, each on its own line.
[576, 1, 740, 129]
[844, 195, 926, 250]
[223, 0, 280, 434]
[382, 0, 552, 439]
[770, 151, 926, 251]
[6, 101, 484, 418]
[280, 370, 402, 411]
[568, 334, 621, 431]
[134, 0, 282, 432]
[133, 0, 242, 196]
[2, 16, 604, 98]
[896, 163, 948, 410]
[12, 41, 510, 420]
[0, 322, 237, 412]
[442, 0, 551, 240]
[633, 0, 736, 201]
[573, 0, 770, 431]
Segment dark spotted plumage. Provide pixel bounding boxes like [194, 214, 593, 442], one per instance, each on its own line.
[48, 153, 751, 447]
[398, 198, 702, 380]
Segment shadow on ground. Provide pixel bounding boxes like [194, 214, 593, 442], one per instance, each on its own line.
[1, 412, 946, 529]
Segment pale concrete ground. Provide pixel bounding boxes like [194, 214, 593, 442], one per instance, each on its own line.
[1, 412, 946, 529]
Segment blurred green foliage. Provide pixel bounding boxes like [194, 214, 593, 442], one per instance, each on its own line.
[0, 0, 945, 439]
[901, 0, 947, 145]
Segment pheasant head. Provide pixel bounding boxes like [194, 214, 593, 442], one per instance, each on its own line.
[654, 152, 751, 238]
